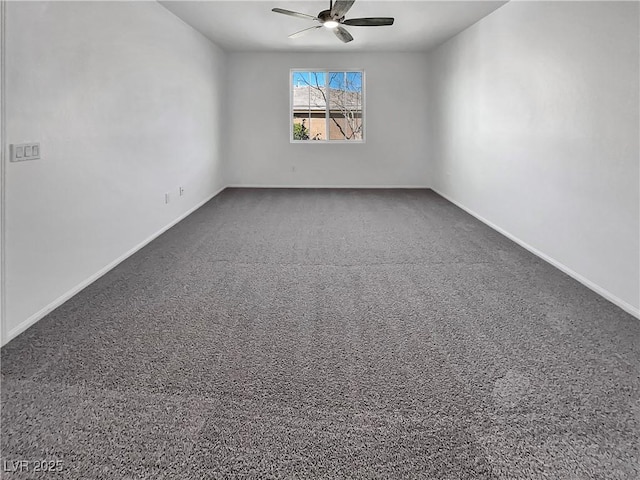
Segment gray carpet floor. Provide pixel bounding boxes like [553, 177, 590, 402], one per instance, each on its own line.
[1, 188, 639, 479]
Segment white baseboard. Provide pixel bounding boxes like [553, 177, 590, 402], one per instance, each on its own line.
[226, 184, 430, 189]
[3, 185, 228, 346]
[432, 188, 640, 320]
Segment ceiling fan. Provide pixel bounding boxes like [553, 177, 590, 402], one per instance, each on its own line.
[272, 0, 394, 43]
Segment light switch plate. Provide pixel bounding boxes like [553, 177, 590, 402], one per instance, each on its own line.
[10, 143, 41, 162]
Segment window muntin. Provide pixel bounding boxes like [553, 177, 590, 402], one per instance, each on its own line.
[291, 70, 364, 142]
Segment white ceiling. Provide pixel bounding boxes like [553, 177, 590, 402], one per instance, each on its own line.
[159, 0, 508, 52]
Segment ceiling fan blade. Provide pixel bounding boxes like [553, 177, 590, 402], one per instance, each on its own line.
[288, 25, 323, 39]
[331, 0, 356, 19]
[333, 26, 354, 43]
[272, 8, 317, 21]
[343, 17, 395, 27]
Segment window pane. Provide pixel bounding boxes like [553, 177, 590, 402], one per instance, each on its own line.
[292, 115, 310, 140]
[329, 71, 363, 141]
[292, 71, 326, 141]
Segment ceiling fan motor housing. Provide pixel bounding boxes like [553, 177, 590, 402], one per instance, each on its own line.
[318, 10, 343, 24]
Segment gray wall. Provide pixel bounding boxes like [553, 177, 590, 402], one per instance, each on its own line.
[3, 1, 227, 343]
[427, 1, 640, 315]
[225, 52, 430, 187]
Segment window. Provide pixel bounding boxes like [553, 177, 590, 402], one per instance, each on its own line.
[291, 70, 364, 142]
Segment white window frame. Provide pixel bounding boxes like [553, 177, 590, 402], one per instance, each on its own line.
[290, 69, 365, 144]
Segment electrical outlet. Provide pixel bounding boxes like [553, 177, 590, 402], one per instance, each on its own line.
[10, 142, 41, 162]
[165, 193, 170, 204]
